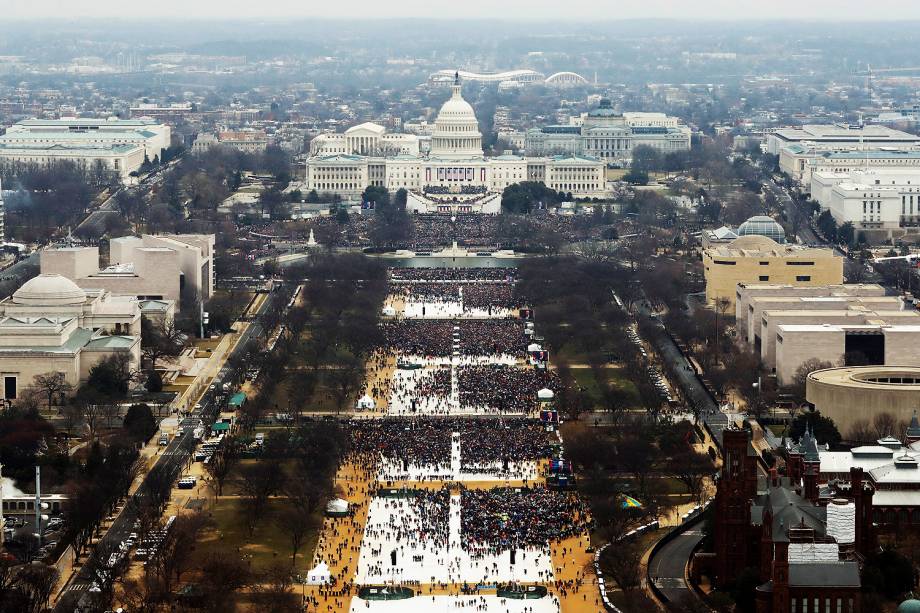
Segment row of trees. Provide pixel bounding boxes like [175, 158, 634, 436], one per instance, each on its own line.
[0, 159, 111, 243]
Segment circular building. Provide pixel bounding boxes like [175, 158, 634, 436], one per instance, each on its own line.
[806, 366, 920, 437]
[737, 215, 786, 244]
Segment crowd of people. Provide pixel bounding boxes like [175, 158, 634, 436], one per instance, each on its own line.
[458, 366, 561, 414]
[389, 267, 515, 282]
[273, 212, 603, 249]
[381, 320, 527, 357]
[359, 488, 452, 580]
[346, 417, 554, 470]
[460, 418, 555, 467]
[348, 418, 454, 469]
[460, 487, 591, 556]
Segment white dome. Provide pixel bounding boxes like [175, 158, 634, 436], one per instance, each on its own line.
[430, 75, 483, 159]
[537, 388, 555, 400]
[13, 274, 87, 306]
[437, 95, 476, 120]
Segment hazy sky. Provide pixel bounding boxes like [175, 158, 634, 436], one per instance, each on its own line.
[4, 0, 920, 20]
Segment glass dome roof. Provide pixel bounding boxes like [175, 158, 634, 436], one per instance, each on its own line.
[736, 215, 786, 244]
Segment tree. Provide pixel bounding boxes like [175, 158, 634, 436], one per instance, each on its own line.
[199, 553, 251, 612]
[788, 359, 834, 404]
[154, 512, 211, 591]
[32, 371, 72, 412]
[276, 499, 317, 568]
[500, 181, 562, 214]
[838, 221, 856, 246]
[789, 411, 842, 447]
[872, 411, 899, 439]
[86, 354, 136, 398]
[253, 564, 300, 613]
[861, 549, 916, 601]
[668, 449, 712, 502]
[204, 438, 239, 497]
[603, 540, 644, 592]
[622, 170, 649, 185]
[816, 209, 838, 242]
[847, 418, 875, 444]
[630, 145, 662, 175]
[240, 461, 285, 536]
[123, 403, 157, 441]
[142, 318, 185, 371]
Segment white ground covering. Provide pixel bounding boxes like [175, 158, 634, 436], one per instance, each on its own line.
[387, 356, 524, 417]
[402, 300, 515, 320]
[355, 494, 553, 585]
[378, 433, 540, 483]
[349, 595, 560, 613]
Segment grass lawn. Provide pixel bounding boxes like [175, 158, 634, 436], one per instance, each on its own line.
[266, 375, 357, 413]
[195, 496, 321, 575]
[571, 366, 640, 409]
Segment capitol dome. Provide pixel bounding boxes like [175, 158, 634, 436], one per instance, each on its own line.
[737, 215, 786, 244]
[13, 274, 87, 306]
[430, 72, 483, 159]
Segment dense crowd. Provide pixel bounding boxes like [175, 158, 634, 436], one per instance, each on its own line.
[348, 418, 453, 469]
[461, 486, 591, 556]
[346, 417, 554, 469]
[460, 418, 555, 466]
[389, 267, 516, 282]
[361, 488, 452, 577]
[458, 365, 561, 414]
[381, 320, 527, 357]
[272, 212, 606, 249]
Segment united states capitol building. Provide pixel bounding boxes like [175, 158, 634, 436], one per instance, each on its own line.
[305, 75, 608, 213]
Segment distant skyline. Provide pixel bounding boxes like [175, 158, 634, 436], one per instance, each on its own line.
[5, 0, 920, 21]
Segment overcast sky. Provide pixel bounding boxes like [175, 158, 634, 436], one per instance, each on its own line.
[4, 0, 920, 20]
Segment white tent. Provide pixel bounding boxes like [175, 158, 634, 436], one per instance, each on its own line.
[306, 561, 332, 585]
[325, 498, 349, 515]
[356, 395, 376, 410]
[382, 305, 397, 317]
[527, 343, 542, 353]
[537, 388, 554, 400]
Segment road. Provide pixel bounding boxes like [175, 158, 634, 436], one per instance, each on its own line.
[634, 304, 728, 445]
[74, 155, 184, 236]
[54, 291, 269, 611]
[647, 527, 706, 606]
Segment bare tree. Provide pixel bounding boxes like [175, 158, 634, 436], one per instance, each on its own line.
[32, 371, 73, 412]
[204, 437, 239, 497]
[603, 540, 644, 593]
[847, 418, 875, 444]
[240, 461, 284, 536]
[873, 412, 898, 439]
[153, 512, 211, 592]
[277, 486, 319, 568]
[669, 450, 712, 503]
[253, 563, 300, 613]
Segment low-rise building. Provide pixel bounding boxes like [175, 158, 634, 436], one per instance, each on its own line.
[0, 274, 142, 401]
[776, 323, 920, 385]
[0, 143, 145, 183]
[703, 236, 844, 308]
[710, 428, 869, 613]
[41, 234, 214, 307]
[0, 117, 170, 160]
[808, 366, 920, 439]
[734, 283, 888, 334]
[768, 124, 920, 157]
[811, 168, 920, 241]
